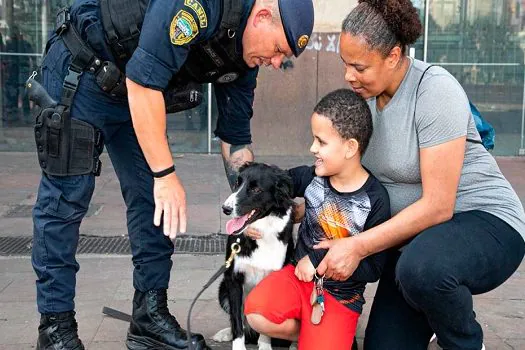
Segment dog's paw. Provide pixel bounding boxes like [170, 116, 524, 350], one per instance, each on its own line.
[289, 342, 298, 350]
[258, 343, 272, 350]
[212, 327, 232, 342]
[232, 337, 247, 350]
[257, 334, 272, 350]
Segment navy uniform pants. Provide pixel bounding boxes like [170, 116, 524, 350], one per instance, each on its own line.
[364, 210, 524, 350]
[32, 37, 174, 314]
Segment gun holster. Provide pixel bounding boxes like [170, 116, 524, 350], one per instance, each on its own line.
[34, 106, 103, 176]
[164, 80, 203, 114]
[95, 61, 127, 97]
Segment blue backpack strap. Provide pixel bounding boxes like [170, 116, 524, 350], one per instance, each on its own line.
[469, 101, 495, 150]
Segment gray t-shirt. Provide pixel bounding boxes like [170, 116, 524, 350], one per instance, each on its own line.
[362, 58, 525, 240]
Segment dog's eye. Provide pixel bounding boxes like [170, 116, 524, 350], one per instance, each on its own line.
[250, 187, 262, 194]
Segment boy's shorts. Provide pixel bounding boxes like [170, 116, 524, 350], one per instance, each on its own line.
[245, 265, 360, 350]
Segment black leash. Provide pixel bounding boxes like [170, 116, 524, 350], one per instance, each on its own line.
[101, 306, 132, 322]
[187, 241, 240, 350]
[186, 265, 227, 349]
[101, 240, 241, 350]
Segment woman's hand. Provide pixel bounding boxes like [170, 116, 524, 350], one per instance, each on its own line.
[295, 255, 316, 282]
[314, 237, 366, 281]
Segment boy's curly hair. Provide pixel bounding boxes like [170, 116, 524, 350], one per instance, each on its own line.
[314, 89, 373, 154]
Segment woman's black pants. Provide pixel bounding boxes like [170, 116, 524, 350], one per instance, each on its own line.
[363, 210, 525, 350]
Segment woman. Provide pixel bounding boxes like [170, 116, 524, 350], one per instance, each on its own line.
[313, 0, 525, 349]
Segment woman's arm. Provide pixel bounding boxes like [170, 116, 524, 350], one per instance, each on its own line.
[315, 136, 466, 280]
[358, 136, 465, 254]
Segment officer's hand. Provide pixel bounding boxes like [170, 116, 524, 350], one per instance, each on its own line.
[153, 173, 187, 239]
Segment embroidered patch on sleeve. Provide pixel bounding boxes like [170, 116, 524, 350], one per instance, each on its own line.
[184, 0, 208, 28]
[170, 10, 199, 45]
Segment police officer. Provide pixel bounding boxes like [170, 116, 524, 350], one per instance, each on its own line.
[32, 0, 314, 349]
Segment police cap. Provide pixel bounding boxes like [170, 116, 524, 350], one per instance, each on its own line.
[278, 0, 314, 57]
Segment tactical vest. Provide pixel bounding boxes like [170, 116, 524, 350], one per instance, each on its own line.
[28, 0, 249, 178]
[99, 0, 249, 85]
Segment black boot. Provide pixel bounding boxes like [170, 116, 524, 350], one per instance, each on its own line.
[36, 311, 85, 350]
[126, 289, 210, 350]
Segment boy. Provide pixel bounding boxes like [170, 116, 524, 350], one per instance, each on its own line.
[244, 89, 391, 349]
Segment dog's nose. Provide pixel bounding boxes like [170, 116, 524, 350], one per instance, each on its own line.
[222, 205, 233, 215]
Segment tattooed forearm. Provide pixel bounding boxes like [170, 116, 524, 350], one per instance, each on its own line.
[223, 159, 240, 191]
[221, 144, 254, 190]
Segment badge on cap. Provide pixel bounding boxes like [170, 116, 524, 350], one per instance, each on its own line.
[297, 35, 309, 49]
[170, 10, 198, 46]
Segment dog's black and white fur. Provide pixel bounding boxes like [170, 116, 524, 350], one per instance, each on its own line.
[213, 163, 295, 350]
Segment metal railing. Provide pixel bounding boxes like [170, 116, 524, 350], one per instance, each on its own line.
[0, 52, 43, 57]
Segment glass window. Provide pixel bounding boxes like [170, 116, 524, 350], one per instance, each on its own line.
[422, 0, 525, 155]
[0, 0, 73, 150]
[167, 84, 217, 154]
[0, 0, 214, 154]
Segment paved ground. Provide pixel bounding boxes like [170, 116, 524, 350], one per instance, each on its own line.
[0, 152, 524, 349]
[0, 153, 313, 238]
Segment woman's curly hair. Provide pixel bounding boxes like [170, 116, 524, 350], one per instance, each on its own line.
[342, 0, 422, 57]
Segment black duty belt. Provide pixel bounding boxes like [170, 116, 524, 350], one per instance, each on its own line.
[56, 7, 127, 98]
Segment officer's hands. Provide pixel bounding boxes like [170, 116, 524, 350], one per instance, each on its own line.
[153, 173, 187, 239]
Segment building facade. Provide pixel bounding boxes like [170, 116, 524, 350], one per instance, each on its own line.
[0, 0, 524, 156]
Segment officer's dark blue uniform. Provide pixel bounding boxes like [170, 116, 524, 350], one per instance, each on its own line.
[32, 0, 314, 349]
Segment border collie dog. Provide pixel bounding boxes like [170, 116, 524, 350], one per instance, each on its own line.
[214, 162, 295, 350]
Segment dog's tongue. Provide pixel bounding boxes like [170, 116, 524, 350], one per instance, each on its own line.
[225, 214, 250, 235]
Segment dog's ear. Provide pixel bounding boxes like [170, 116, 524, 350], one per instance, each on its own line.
[274, 172, 294, 204]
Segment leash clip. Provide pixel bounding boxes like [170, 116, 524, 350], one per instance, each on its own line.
[225, 241, 241, 268]
[28, 70, 38, 81]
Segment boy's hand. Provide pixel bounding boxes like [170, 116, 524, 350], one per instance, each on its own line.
[293, 202, 305, 223]
[244, 225, 263, 240]
[295, 255, 316, 282]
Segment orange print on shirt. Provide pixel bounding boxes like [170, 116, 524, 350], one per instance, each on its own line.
[319, 203, 350, 239]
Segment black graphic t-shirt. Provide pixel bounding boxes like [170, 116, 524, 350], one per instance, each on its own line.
[288, 166, 391, 314]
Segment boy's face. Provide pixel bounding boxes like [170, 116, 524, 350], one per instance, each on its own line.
[309, 113, 350, 177]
